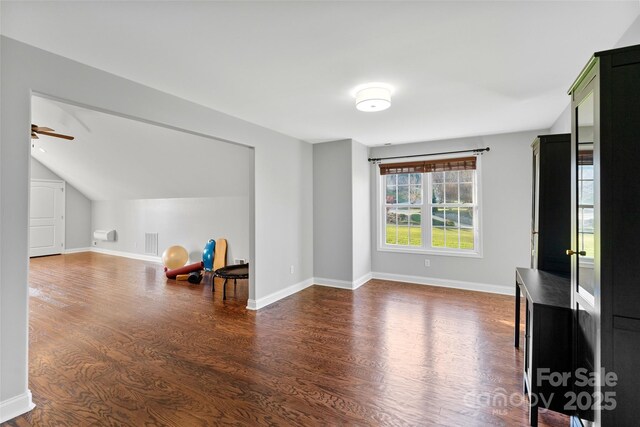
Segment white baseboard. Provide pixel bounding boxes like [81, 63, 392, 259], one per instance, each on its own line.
[314, 273, 373, 291]
[90, 247, 162, 264]
[247, 277, 314, 310]
[353, 272, 373, 290]
[63, 247, 92, 254]
[0, 390, 35, 423]
[313, 277, 354, 290]
[371, 272, 514, 296]
[62, 247, 162, 263]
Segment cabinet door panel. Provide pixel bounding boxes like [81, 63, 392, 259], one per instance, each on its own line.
[611, 320, 640, 425]
[538, 139, 571, 274]
[611, 63, 640, 319]
[575, 302, 595, 422]
[531, 135, 571, 274]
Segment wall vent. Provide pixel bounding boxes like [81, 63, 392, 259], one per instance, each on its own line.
[145, 233, 158, 255]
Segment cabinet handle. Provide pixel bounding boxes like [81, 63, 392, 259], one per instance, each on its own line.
[532, 231, 538, 235]
[566, 249, 587, 256]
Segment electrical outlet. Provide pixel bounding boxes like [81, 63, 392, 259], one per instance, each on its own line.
[93, 241, 97, 246]
[290, 265, 294, 274]
[424, 259, 430, 267]
[234, 258, 246, 265]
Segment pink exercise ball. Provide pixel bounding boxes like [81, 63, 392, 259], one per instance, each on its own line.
[162, 245, 189, 270]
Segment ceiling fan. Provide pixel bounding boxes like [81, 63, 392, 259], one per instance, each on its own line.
[31, 124, 75, 140]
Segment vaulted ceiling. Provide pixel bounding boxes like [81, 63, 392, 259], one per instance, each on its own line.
[3, 1, 639, 145]
[31, 96, 252, 201]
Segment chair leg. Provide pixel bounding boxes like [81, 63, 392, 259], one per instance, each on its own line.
[223, 278, 228, 300]
[234, 279, 237, 297]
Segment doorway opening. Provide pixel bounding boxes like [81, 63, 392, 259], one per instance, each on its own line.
[29, 93, 254, 298]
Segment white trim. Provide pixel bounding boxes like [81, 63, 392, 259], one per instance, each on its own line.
[28, 178, 63, 184]
[247, 278, 314, 310]
[60, 247, 162, 262]
[353, 272, 373, 289]
[371, 272, 514, 296]
[376, 246, 483, 258]
[247, 274, 374, 311]
[90, 247, 162, 264]
[313, 277, 354, 290]
[376, 155, 484, 258]
[63, 247, 92, 254]
[0, 390, 35, 423]
[313, 273, 372, 291]
[579, 258, 595, 267]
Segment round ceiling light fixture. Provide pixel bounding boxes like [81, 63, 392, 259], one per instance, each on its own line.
[353, 82, 393, 112]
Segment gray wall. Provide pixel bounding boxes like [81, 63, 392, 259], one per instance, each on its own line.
[369, 130, 545, 290]
[92, 197, 249, 264]
[313, 140, 352, 281]
[1, 36, 313, 410]
[351, 140, 371, 281]
[313, 139, 371, 284]
[30, 157, 92, 249]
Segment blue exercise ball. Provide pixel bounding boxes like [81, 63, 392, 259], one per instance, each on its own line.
[203, 239, 216, 271]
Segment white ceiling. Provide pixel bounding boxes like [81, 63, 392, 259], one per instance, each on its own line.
[3, 1, 639, 146]
[31, 96, 251, 201]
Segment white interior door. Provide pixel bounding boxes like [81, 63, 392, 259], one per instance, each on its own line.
[30, 180, 65, 257]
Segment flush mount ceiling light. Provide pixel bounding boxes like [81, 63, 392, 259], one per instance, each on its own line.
[353, 82, 393, 112]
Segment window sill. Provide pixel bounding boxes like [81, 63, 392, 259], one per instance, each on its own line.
[579, 258, 595, 268]
[377, 245, 483, 259]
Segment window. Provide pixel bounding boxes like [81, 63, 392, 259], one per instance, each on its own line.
[384, 173, 423, 246]
[380, 156, 481, 256]
[578, 147, 594, 259]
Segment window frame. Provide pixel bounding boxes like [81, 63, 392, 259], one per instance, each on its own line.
[577, 147, 595, 266]
[377, 155, 483, 258]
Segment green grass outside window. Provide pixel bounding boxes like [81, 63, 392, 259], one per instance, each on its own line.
[385, 225, 474, 249]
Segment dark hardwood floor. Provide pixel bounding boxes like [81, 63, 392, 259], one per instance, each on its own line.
[4, 252, 568, 426]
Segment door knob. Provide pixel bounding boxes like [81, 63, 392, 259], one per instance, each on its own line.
[566, 249, 587, 256]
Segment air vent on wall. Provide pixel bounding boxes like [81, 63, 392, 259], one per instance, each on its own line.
[145, 233, 158, 255]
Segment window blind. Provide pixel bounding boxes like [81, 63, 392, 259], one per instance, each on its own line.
[578, 151, 593, 165]
[379, 156, 477, 175]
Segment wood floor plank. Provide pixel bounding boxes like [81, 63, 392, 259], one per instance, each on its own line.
[2, 252, 568, 426]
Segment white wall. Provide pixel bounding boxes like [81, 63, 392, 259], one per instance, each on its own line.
[0, 36, 313, 418]
[30, 158, 92, 250]
[615, 14, 640, 48]
[369, 130, 546, 291]
[351, 140, 371, 282]
[32, 156, 250, 261]
[550, 105, 571, 134]
[31, 95, 252, 202]
[92, 197, 249, 264]
[549, 15, 640, 135]
[313, 140, 352, 282]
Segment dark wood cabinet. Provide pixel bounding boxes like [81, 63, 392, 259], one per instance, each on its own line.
[568, 44, 640, 426]
[515, 134, 572, 426]
[515, 268, 572, 426]
[531, 134, 571, 274]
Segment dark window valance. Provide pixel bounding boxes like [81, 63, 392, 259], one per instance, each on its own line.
[379, 156, 477, 175]
[578, 151, 593, 166]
